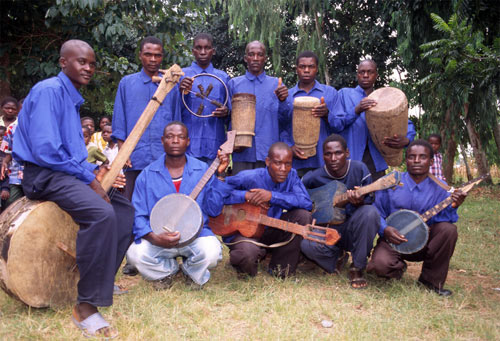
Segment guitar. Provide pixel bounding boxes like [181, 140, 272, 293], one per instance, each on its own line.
[208, 202, 340, 246]
[149, 131, 236, 247]
[307, 171, 402, 225]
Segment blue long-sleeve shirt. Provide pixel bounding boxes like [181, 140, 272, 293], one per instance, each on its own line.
[131, 154, 225, 242]
[228, 71, 290, 162]
[374, 172, 459, 236]
[13, 72, 97, 184]
[330, 85, 416, 172]
[112, 68, 180, 171]
[180, 62, 230, 160]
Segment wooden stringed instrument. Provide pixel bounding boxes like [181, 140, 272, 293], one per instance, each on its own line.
[208, 202, 340, 246]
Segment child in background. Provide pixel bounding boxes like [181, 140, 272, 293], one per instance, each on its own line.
[102, 124, 118, 164]
[91, 115, 111, 152]
[83, 126, 108, 165]
[428, 133, 446, 181]
[0, 126, 9, 211]
[81, 116, 96, 136]
[0, 122, 25, 209]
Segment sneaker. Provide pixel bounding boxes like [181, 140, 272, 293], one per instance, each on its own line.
[151, 275, 175, 291]
[122, 262, 138, 276]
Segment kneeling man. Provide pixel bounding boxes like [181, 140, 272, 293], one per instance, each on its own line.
[127, 122, 228, 289]
[301, 134, 379, 288]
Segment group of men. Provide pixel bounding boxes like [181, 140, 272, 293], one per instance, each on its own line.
[9, 34, 467, 338]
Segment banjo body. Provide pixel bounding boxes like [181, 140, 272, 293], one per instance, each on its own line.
[386, 209, 429, 254]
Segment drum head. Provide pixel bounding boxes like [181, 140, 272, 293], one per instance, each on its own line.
[387, 209, 429, 254]
[308, 180, 347, 224]
[150, 194, 203, 248]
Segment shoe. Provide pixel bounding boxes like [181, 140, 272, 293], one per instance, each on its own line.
[418, 277, 453, 297]
[151, 275, 174, 291]
[122, 262, 138, 276]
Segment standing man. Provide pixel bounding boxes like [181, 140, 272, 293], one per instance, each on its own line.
[178, 33, 230, 164]
[331, 60, 416, 180]
[13, 40, 134, 338]
[228, 41, 290, 174]
[367, 140, 467, 296]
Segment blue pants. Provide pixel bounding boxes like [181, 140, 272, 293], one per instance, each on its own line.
[301, 205, 379, 272]
[22, 163, 134, 307]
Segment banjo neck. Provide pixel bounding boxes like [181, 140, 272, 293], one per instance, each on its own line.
[189, 159, 220, 199]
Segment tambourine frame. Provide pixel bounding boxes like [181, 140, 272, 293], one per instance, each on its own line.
[181, 73, 229, 118]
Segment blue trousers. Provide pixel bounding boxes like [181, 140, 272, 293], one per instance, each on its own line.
[301, 205, 379, 272]
[22, 163, 134, 307]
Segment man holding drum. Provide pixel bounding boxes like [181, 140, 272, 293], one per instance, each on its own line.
[367, 140, 467, 296]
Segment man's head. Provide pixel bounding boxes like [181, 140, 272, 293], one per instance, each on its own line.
[244, 41, 267, 76]
[81, 116, 95, 135]
[428, 134, 442, 154]
[296, 51, 319, 85]
[59, 40, 96, 89]
[1, 97, 18, 120]
[101, 124, 113, 143]
[357, 59, 377, 91]
[192, 33, 214, 69]
[265, 142, 293, 183]
[139, 36, 164, 77]
[161, 121, 190, 157]
[323, 134, 349, 177]
[406, 139, 434, 177]
[82, 126, 91, 145]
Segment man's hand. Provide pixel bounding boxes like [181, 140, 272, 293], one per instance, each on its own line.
[117, 140, 132, 168]
[96, 165, 126, 189]
[312, 97, 328, 118]
[179, 77, 194, 94]
[291, 145, 307, 160]
[145, 231, 181, 249]
[213, 106, 229, 118]
[274, 77, 288, 102]
[346, 188, 364, 206]
[217, 150, 230, 175]
[383, 134, 409, 149]
[89, 178, 110, 203]
[1, 189, 9, 201]
[245, 188, 272, 208]
[451, 189, 467, 208]
[384, 226, 408, 245]
[354, 98, 377, 115]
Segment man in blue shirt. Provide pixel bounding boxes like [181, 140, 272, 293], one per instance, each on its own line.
[366, 140, 467, 296]
[330, 60, 416, 180]
[228, 41, 290, 174]
[126, 122, 228, 289]
[13, 40, 133, 338]
[221, 142, 313, 278]
[178, 33, 230, 164]
[301, 134, 379, 288]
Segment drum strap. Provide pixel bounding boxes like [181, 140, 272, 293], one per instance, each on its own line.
[427, 173, 452, 191]
[223, 234, 296, 249]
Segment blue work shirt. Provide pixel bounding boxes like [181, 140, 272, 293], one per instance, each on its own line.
[131, 154, 224, 243]
[374, 172, 459, 236]
[281, 80, 339, 169]
[228, 71, 290, 162]
[330, 86, 416, 172]
[112, 68, 180, 171]
[13, 72, 97, 184]
[181, 62, 230, 161]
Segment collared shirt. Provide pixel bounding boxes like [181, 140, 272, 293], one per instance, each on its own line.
[430, 152, 446, 181]
[131, 154, 224, 242]
[227, 71, 290, 162]
[281, 80, 339, 169]
[112, 68, 180, 171]
[374, 172, 458, 236]
[0, 121, 23, 185]
[330, 85, 416, 172]
[181, 62, 230, 160]
[13, 72, 97, 184]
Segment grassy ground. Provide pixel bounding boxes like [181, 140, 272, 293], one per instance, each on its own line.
[1, 186, 499, 340]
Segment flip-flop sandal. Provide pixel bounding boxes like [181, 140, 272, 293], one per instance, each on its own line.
[72, 309, 118, 339]
[348, 265, 368, 290]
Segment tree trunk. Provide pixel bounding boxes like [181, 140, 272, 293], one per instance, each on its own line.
[441, 106, 457, 182]
[493, 121, 500, 157]
[460, 144, 472, 181]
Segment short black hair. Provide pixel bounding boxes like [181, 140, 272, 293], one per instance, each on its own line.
[245, 41, 266, 55]
[323, 133, 347, 151]
[98, 115, 111, 125]
[407, 139, 434, 159]
[193, 33, 214, 46]
[81, 116, 94, 124]
[358, 59, 377, 70]
[296, 51, 319, 67]
[267, 142, 292, 158]
[163, 121, 188, 136]
[1, 96, 18, 108]
[428, 133, 442, 143]
[140, 36, 163, 52]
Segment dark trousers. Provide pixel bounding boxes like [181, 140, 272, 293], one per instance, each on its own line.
[362, 147, 385, 181]
[367, 222, 458, 288]
[231, 161, 266, 176]
[22, 164, 134, 307]
[228, 209, 312, 277]
[301, 205, 379, 272]
[124, 170, 142, 201]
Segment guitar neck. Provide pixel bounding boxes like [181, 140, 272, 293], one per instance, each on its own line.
[420, 197, 452, 222]
[334, 182, 376, 207]
[258, 214, 308, 236]
[189, 159, 220, 200]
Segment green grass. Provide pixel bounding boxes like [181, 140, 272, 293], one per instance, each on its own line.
[1, 187, 499, 340]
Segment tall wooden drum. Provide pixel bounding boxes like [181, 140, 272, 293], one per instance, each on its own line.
[365, 87, 408, 166]
[231, 93, 256, 148]
[293, 96, 320, 158]
[0, 197, 79, 308]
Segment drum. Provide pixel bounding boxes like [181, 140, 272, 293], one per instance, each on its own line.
[386, 209, 429, 254]
[150, 193, 203, 248]
[365, 87, 408, 166]
[231, 93, 256, 148]
[307, 180, 347, 225]
[0, 197, 79, 308]
[293, 96, 321, 157]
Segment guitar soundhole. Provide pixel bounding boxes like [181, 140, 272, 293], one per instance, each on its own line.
[237, 209, 246, 221]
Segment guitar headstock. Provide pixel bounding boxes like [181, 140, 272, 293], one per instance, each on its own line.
[305, 220, 340, 246]
[219, 130, 236, 154]
[377, 171, 402, 190]
[460, 173, 489, 193]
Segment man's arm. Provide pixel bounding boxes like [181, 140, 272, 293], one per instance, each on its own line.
[328, 89, 358, 133]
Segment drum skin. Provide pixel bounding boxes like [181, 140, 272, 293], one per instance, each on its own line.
[365, 87, 408, 166]
[307, 180, 347, 225]
[387, 209, 429, 254]
[231, 93, 256, 148]
[292, 96, 320, 158]
[150, 193, 203, 248]
[0, 197, 79, 308]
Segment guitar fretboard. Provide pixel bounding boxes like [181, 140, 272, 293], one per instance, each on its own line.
[258, 214, 307, 236]
[420, 197, 453, 222]
[189, 159, 220, 200]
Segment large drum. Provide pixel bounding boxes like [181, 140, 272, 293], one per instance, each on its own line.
[0, 197, 79, 308]
[365, 87, 408, 166]
[293, 96, 321, 158]
[231, 93, 256, 148]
